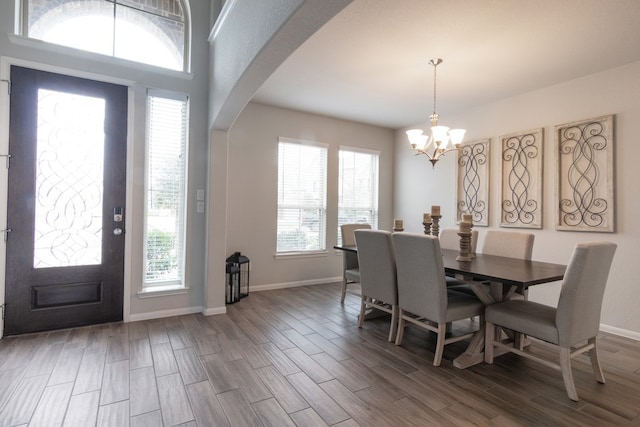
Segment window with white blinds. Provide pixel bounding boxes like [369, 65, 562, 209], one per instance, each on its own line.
[277, 138, 327, 254]
[338, 147, 379, 244]
[143, 90, 188, 288]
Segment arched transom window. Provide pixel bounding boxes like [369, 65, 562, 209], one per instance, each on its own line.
[23, 0, 189, 71]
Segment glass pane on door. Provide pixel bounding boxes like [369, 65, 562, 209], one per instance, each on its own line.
[33, 89, 105, 268]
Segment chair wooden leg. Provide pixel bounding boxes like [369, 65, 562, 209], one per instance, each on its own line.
[559, 347, 579, 401]
[357, 296, 366, 328]
[433, 323, 447, 366]
[484, 320, 495, 364]
[588, 337, 606, 384]
[388, 304, 398, 342]
[340, 278, 348, 304]
[395, 310, 405, 345]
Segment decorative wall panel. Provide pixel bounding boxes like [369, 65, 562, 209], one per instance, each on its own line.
[556, 115, 615, 232]
[456, 139, 489, 226]
[500, 128, 543, 228]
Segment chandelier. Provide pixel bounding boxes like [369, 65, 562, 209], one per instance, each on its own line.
[406, 58, 466, 167]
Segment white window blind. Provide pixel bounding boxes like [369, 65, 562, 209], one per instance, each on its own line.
[338, 147, 379, 244]
[277, 138, 327, 253]
[143, 90, 188, 288]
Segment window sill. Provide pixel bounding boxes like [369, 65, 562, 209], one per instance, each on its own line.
[137, 285, 190, 299]
[274, 250, 329, 260]
[8, 35, 193, 80]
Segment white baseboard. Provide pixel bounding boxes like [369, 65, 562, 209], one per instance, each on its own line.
[202, 306, 227, 316]
[601, 323, 640, 341]
[129, 306, 203, 322]
[251, 276, 342, 292]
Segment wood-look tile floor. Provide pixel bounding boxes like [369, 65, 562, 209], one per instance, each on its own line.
[1, 282, 640, 426]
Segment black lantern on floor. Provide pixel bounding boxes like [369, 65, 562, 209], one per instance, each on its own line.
[225, 252, 250, 304]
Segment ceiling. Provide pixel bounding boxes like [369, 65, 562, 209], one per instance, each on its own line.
[251, 0, 640, 130]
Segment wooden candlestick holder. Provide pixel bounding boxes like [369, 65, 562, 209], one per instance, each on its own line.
[430, 215, 442, 237]
[422, 221, 432, 235]
[456, 231, 472, 261]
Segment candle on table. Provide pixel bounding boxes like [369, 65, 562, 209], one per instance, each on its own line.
[394, 219, 403, 229]
[423, 213, 431, 223]
[431, 205, 441, 216]
[462, 213, 473, 224]
[459, 221, 472, 233]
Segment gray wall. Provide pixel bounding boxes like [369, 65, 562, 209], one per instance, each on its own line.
[394, 60, 640, 338]
[226, 102, 395, 289]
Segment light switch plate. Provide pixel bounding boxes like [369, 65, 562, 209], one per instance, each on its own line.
[196, 189, 205, 200]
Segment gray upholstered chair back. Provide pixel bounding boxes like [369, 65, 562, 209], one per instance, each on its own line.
[482, 230, 534, 260]
[556, 242, 617, 347]
[439, 228, 478, 253]
[392, 233, 448, 323]
[354, 230, 397, 304]
[341, 223, 371, 269]
[341, 223, 371, 246]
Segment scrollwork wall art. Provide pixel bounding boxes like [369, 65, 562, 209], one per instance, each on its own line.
[500, 128, 543, 228]
[556, 115, 614, 232]
[456, 139, 489, 226]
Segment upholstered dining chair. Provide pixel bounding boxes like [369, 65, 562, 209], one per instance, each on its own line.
[354, 229, 398, 342]
[339, 223, 371, 303]
[484, 241, 617, 401]
[392, 232, 484, 366]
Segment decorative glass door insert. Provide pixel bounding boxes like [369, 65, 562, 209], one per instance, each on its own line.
[33, 89, 105, 268]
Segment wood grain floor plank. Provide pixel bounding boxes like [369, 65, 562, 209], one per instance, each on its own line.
[96, 400, 129, 427]
[73, 348, 106, 395]
[62, 390, 100, 427]
[0, 374, 48, 426]
[25, 342, 64, 377]
[217, 389, 264, 427]
[288, 407, 330, 427]
[100, 359, 129, 405]
[129, 338, 153, 370]
[127, 321, 149, 342]
[25, 382, 73, 427]
[311, 351, 372, 392]
[200, 353, 238, 394]
[261, 342, 302, 376]
[129, 366, 160, 417]
[48, 347, 84, 386]
[252, 398, 296, 427]
[281, 329, 323, 355]
[284, 347, 334, 384]
[156, 372, 194, 426]
[319, 379, 395, 427]
[255, 365, 309, 414]
[151, 341, 179, 377]
[130, 410, 163, 427]
[175, 347, 208, 385]
[166, 321, 193, 350]
[286, 371, 350, 425]
[185, 380, 230, 427]
[107, 333, 130, 363]
[225, 358, 272, 403]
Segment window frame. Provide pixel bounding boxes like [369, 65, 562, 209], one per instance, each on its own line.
[337, 146, 380, 245]
[275, 137, 328, 258]
[141, 89, 189, 292]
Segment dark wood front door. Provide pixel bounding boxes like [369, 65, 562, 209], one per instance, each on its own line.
[4, 66, 127, 335]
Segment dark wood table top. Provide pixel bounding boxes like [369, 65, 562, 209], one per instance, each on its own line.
[334, 245, 566, 289]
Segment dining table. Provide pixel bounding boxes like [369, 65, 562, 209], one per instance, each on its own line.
[333, 244, 567, 369]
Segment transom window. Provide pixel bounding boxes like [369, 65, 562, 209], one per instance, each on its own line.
[22, 0, 189, 71]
